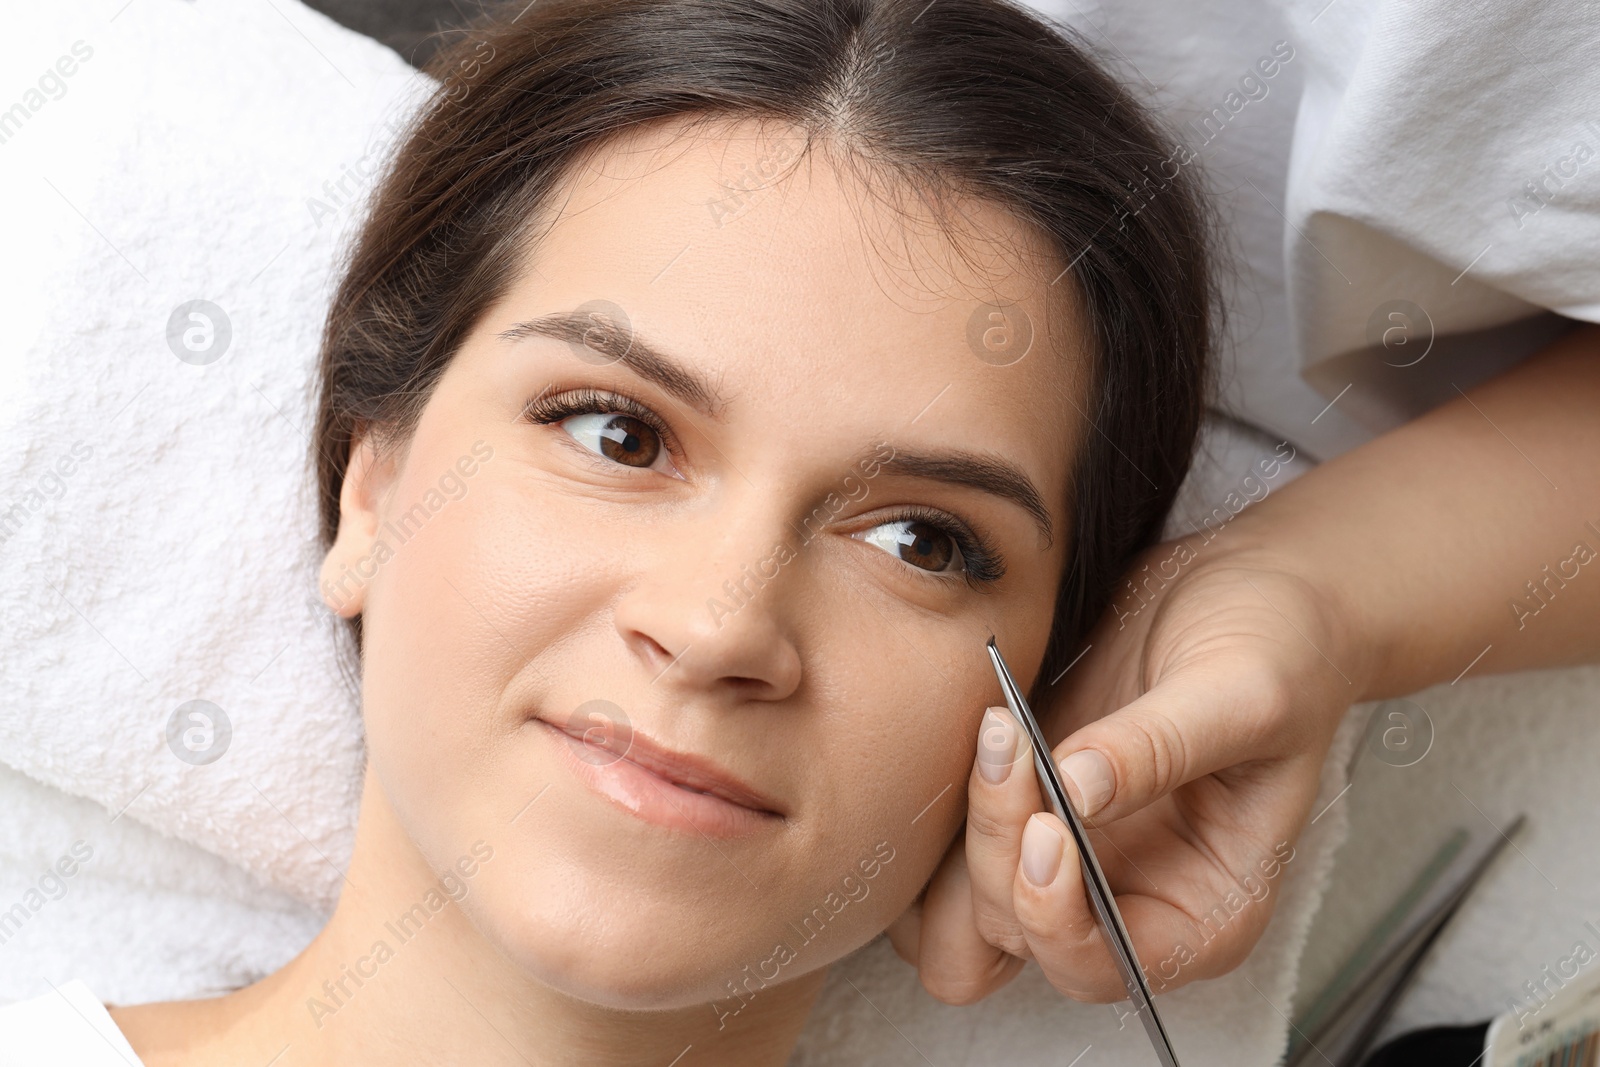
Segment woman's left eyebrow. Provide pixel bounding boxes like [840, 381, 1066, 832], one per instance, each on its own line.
[498, 312, 727, 418]
[868, 445, 1054, 548]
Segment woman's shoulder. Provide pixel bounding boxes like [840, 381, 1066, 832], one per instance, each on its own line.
[0, 979, 146, 1065]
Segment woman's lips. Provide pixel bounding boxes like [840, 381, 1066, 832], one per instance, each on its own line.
[536, 718, 784, 838]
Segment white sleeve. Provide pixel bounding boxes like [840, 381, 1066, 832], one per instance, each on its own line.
[1284, 0, 1600, 443]
[1018, 0, 1600, 459]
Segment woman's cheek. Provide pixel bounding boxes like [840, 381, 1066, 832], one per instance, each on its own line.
[882, 694, 989, 880]
[823, 740, 974, 933]
[356, 469, 541, 797]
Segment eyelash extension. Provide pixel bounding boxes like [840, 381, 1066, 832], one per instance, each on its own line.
[874, 503, 1007, 589]
[520, 386, 682, 462]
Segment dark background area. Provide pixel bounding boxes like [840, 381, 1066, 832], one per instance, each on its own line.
[304, 0, 482, 68]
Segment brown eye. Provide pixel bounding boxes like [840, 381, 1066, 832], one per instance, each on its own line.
[563, 412, 662, 468]
[857, 519, 965, 574]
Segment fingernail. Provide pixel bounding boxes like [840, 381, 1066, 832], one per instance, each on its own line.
[1059, 749, 1115, 817]
[976, 707, 1016, 784]
[1021, 813, 1064, 886]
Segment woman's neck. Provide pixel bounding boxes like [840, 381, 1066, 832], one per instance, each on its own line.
[109, 780, 828, 1066]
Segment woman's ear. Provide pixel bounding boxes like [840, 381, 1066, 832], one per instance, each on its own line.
[319, 433, 400, 618]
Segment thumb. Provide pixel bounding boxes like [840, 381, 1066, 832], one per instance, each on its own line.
[1053, 673, 1270, 825]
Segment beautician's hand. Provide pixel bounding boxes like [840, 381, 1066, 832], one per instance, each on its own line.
[886, 541, 1357, 1002]
[889, 324, 1600, 1003]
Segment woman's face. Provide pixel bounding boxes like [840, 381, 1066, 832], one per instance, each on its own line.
[322, 116, 1085, 1010]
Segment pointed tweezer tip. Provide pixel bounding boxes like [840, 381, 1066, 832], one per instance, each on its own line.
[985, 638, 1006, 683]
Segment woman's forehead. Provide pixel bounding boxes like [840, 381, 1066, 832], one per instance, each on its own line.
[497, 115, 1087, 510]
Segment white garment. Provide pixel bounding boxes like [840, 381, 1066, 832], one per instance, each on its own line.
[1023, 0, 1600, 460]
[0, 980, 144, 1067]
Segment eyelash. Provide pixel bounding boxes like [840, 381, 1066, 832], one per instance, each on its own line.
[522, 386, 682, 463]
[520, 387, 1007, 589]
[868, 503, 1007, 589]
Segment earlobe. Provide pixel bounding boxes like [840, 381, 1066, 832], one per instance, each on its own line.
[319, 435, 396, 618]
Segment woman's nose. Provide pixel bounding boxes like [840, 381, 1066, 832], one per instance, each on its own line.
[610, 516, 803, 702]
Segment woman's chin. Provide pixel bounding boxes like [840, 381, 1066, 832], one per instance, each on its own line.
[466, 881, 787, 1011]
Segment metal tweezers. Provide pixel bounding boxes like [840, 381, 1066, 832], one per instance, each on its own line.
[987, 636, 1183, 1067]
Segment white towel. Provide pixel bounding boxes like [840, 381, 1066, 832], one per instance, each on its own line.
[0, 2, 1361, 1063]
[0, 0, 416, 990]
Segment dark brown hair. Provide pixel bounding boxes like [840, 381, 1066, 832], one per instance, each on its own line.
[312, 0, 1217, 689]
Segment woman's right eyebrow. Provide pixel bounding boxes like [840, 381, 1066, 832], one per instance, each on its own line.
[498, 312, 728, 419]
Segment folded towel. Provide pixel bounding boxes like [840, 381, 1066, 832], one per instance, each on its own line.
[0, 3, 1362, 1063]
[0, 0, 423, 921]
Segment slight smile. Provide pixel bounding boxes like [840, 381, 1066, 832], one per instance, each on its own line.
[535, 716, 785, 839]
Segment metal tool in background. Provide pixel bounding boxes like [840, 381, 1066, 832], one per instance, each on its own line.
[1286, 814, 1526, 1067]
